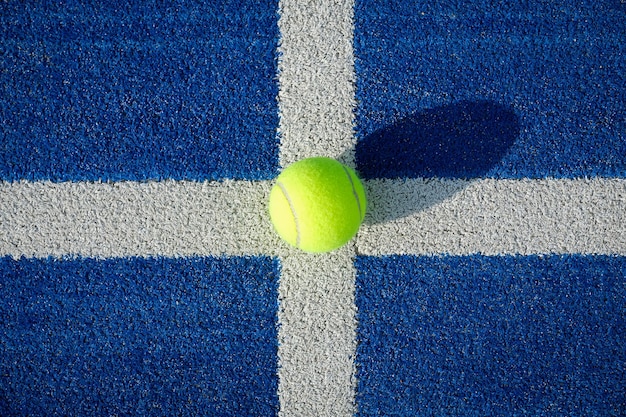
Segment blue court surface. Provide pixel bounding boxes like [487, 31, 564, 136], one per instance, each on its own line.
[0, 256, 280, 416]
[1, 0, 625, 415]
[355, 255, 626, 416]
[0, 0, 280, 182]
[351, 2, 625, 414]
[354, 0, 626, 179]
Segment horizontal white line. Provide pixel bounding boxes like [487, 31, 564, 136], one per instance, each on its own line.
[2, 178, 624, 259]
[0, 180, 285, 259]
[357, 177, 626, 256]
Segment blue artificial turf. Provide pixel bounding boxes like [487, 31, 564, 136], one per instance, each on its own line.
[354, 0, 626, 179]
[0, 0, 280, 182]
[355, 254, 626, 416]
[0, 256, 280, 416]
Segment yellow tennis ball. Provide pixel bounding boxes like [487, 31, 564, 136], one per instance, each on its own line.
[269, 157, 367, 253]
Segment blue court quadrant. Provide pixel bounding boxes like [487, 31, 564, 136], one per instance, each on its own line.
[0, 256, 280, 416]
[354, 0, 626, 179]
[0, 0, 280, 182]
[355, 255, 626, 416]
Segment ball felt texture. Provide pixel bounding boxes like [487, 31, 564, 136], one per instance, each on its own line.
[269, 157, 367, 253]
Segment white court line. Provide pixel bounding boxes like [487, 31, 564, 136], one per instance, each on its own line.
[0, 180, 284, 259]
[277, 0, 359, 415]
[277, 0, 357, 167]
[3, 178, 625, 259]
[358, 177, 626, 256]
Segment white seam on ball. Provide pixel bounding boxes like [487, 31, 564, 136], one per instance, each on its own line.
[342, 166, 362, 221]
[277, 181, 301, 248]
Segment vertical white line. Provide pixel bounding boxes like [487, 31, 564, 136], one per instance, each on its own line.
[277, 0, 357, 167]
[278, 248, 358, 416]
[276, 0, 358, 415]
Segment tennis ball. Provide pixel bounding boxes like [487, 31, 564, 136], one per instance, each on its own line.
[268, 157, 367, 253]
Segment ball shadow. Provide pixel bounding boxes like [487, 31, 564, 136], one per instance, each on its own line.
[351, 100, 520, 224]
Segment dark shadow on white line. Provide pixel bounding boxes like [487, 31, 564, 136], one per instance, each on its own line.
[346, 100, 520, 224]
